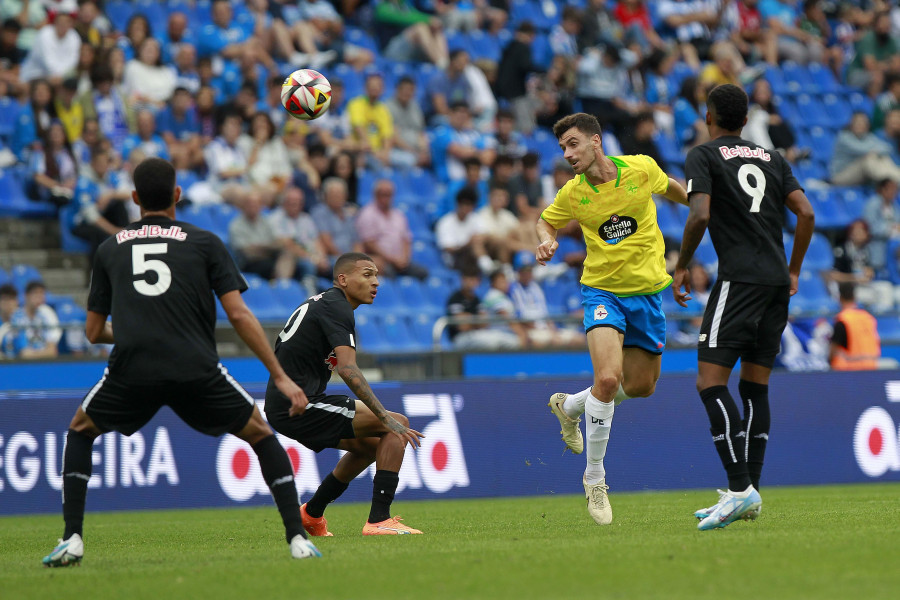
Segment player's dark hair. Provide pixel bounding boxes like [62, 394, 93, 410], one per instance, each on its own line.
[707, 84, 748, 132]
[456, 186, 478, 206]
[134, 157, 177, 211]
[333, 252, 374, 281]
[24, 280, 45, 294]
[552, 113, 603, 140]
[0, 283, 17, 298]
[838, 282, 857, 302]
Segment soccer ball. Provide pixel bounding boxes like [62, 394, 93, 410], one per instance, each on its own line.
[281, 69, 332, 121]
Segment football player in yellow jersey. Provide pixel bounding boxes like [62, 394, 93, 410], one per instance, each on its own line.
[536, 113, 688, 525]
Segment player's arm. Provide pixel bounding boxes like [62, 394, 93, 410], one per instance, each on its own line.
[220, 290, 310, 417]
[85, 311, 114, 344]
[662, 177, 689, 206]
[334, 345, 423, 448]
[673, 192, 711, 307]
[535, 217, 559, 265]
[785, 189, 816, 297]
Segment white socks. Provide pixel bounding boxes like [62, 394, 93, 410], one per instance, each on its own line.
[563, 383, 630, 418]
[562, 386, 592, 418]
[584, 393, 615, 485]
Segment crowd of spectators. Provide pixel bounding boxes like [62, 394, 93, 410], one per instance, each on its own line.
[2, 0, 900, 356]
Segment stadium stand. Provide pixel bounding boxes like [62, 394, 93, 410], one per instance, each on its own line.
[1, 0, 899, 360]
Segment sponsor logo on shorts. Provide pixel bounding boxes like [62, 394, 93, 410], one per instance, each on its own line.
[598, 214, 637, 245]
[594, 305, 608, 320]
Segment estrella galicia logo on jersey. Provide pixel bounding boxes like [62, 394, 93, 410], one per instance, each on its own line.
[325, 351, 337, 371]
[598, 214, 637, 244]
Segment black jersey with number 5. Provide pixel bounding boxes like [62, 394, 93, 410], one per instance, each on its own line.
[684, 135, 803, 286]
[270, 287, 356, 401]
[87, 215, 247, 383]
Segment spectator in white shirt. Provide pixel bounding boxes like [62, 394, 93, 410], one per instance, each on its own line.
[203, 112, 248, 204]
[474, 185, 525, 269]
[269, 186, 330, 279]
[435, 186, 493, 274]
[509, 254, 583, 348]
[10, 280, 62, 359]
[123, 38, 177, 113]
[19, 6, 80, 84]
[238, 111, 293, 206]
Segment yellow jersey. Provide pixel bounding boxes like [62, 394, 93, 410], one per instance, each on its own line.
[541, 155, 671, 296]
[347, 97, 394, 150]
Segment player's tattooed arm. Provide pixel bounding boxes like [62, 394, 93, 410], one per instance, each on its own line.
[335, 345, 423, 447]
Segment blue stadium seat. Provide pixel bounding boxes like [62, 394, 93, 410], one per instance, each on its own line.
[764, 65, 790, 96]
[653, 130, 685, 169]
[409, 313, 440, 350]
[781, 61, 816, 94]
[807, 188, 850, 229]
[216, 296, 228, 321]
[58, 204, 91, 254]
[693, 236, 718, 270]
[373, 277, 402, 310]
[55, 300, 88, 327]
[847, 92, 874, 117]
[790, 271, 837, 315]
[10, 264, 42, 291]
[528, 128, 561, 173]
[134, 0, 169, 34]
[178, 204, 217, 231]
[424, 275, 454, 308]
[877, 316, 900, 343]
[807, 63, 841, 94]
[331, 64, 364, 99]
[380, 313, 418, 352]
[242, 283, 284, 322]
[445, 30, 472, 54]
[395, 276, 428, 310]
[0, 96, 20, 141]
[468, 31, 503, 62]
[0, 267, 8, 286]
[412, 240, 444, 270]
[807, 127, 836, 163]
[530, 32, 553, 70]
[773, 95, 801, 125]
[655, 201, 688, 240]
[794, 94, 829, 128]
[821, 93, 852, 129]
[344, 26, 379, 54]
[804, 232, 835, 272]
[838, 187, 867, 221]
[354, 312, 391, 352]
[271, 279, 307, 313]
[104, 0, 135, 32]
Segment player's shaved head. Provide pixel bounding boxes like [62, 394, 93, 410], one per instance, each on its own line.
[707, 84, 748, 132]
[134, 158, 177, 211]
[333, 252, 374, 281]
[553, 113, 603, 140]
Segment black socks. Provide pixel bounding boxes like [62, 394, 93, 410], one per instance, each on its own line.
[739, 379, 771, 490]
[368, 470, 399, 524]
[62, 429, 95, 539]
[305, 472, 350, 518]
[699, 386, 752, 492]
[252, 435, 304, 542]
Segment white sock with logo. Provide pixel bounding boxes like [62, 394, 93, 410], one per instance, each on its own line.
[584, 392, 615, 484]
[614, 383, 631, 406]
[562, 386, 592, 418]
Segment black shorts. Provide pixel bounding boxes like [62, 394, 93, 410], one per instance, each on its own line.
[265, 393, 357, 453]
[82, 364, 256, 437]
[697, 280, 790, 370]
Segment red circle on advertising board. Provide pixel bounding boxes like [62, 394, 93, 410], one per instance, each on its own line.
[287, 447, 301, 473]
[869, 428, 883, 456]
[232, 448, 251, 479]
[431, 441, 448, 471]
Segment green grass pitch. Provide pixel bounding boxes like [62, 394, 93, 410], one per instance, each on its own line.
[2, 483, 898, 600]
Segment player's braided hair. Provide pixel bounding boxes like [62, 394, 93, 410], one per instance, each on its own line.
[707, 84, 748, 132]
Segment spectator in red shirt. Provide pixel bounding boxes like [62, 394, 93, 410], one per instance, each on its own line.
[613, 0, 666, 52]
[727, 0, 777, 66]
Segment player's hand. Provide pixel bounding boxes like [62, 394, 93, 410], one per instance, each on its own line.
[673, 266, 692, 307]
[275, 375, 310, 417]
[535, 240, 558, 265]
[385, 416, 425, 449]
[789, 271, 799, 296]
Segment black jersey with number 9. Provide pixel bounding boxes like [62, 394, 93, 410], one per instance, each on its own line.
[87, 216, 248, 383]
[684, 135, 803, 286]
